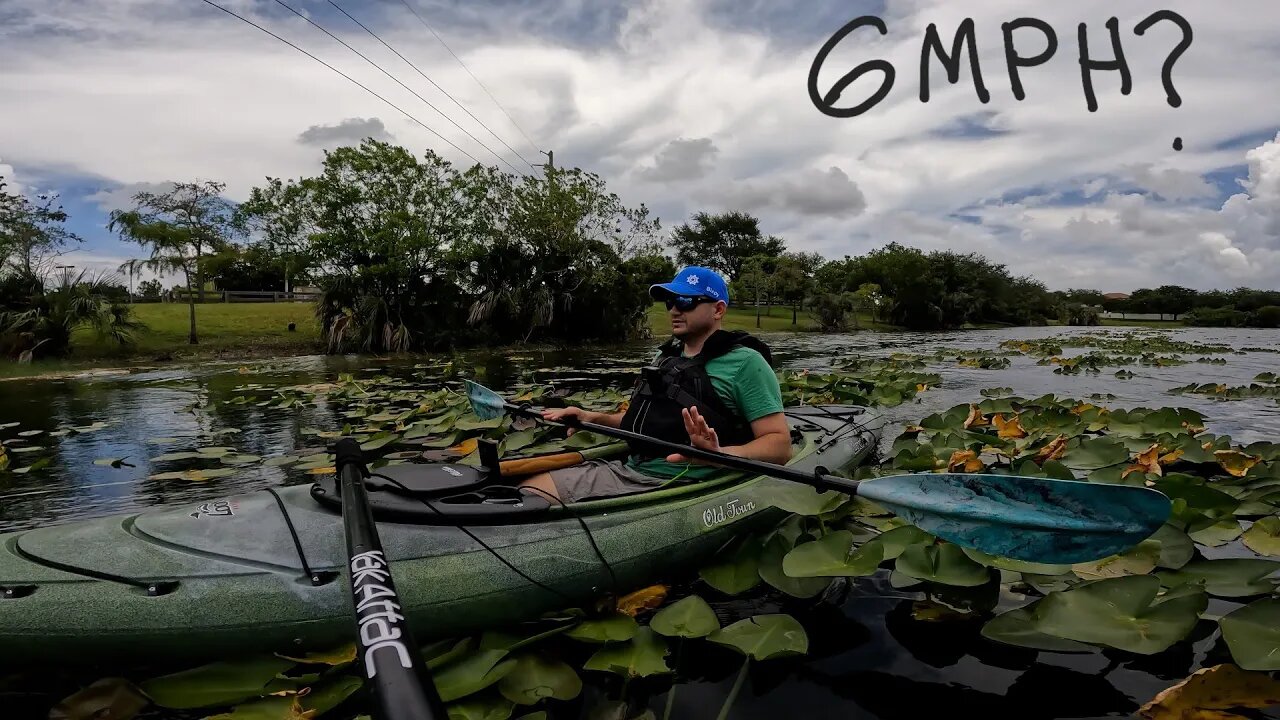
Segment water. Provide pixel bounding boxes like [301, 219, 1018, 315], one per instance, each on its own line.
[2, 325, 1278, 719]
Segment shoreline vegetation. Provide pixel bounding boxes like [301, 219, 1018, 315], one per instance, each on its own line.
[0, 301, 1188, 381]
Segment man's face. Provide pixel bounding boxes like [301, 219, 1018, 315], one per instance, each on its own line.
[667, 295, 724, 339]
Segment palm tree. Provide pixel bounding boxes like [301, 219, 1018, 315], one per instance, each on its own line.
[0, 269, 143, 362]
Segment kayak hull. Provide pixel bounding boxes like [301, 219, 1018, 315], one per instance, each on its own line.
[0, 405, 885, 665]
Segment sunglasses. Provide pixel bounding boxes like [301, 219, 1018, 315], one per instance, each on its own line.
[664, 295, 717, 312]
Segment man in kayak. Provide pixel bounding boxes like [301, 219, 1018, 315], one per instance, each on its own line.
[519, 266, 791, 502]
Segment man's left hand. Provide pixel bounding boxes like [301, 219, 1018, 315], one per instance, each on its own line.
[666, 406, 722, 465]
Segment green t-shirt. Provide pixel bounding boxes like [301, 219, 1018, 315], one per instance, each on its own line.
[625, 344, 784, 481]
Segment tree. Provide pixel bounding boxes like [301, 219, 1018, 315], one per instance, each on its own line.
[0, 179, 82, 276]
[851, 283, 883, 329]
[0, 269, 141, 361]
[237, 177, 320, 293]
[772, 255, 812, 325]
[108, 181, 242, 344]
[734, 255, 774, 328]
[670, 211, 785, 280]
[137, 279, 163, 299]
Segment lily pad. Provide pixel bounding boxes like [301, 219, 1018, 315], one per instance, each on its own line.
[1157, 559, 1280, 597]
[445, 694, 516, 720]
[781, 531, 883, 577]
[1071, 539, 1161, 580]
[152, 452, 203, 462]
[582, 627, 670, 677]
[497, 653, 582, 705]
[758, 534, 832, 598]
[895, 542, 991, 587]
[1242, 516, 1280, 557]
[139, 656, 297, 709]
[876, 525, 935, 560]
[962, 547, 1071, 576]
[1138, 664, 1280, 719]
[980, 603, 1096, 653]
[764, 484, 847, 515]
[147, 468, 238, 482]
[435, 649, 518, 703]
[1061, 437, 1129, 470]
[1034, 575, 1206, 654]
[300, 675, 364, 715]
[649, 595, 720, 638]
[564, 613, 638, 643]
[1219, 597, 1280, 670]
[92, 458, 134, 468]
[1188, 518, 1243, 547]
[48, 677, 149, 720]
[707, 614, 809, 661]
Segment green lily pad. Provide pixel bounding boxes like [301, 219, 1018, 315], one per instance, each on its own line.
[582, 627, 671, 677]
[781, 531, 883, 577]
[698, 535, 764, 595]
[763, 484, 847, 515]
[649, 595, 720, 638]
[499, 429, 541, 454]
[980, 603, 1096, 653]
[1188, 518, 1243, 547]
[300, 675, 364, 715]
[876, 525, 935, 561]
[361, 432, 402, 451]
[139, 656, 297, 709]
[152, 452, 203, 462]
[895, 543, 991, 587]
[446, 694, 516, 720]
[147, 468, 238, 482]
[16, 429, 44, 438]
[435, 649, 518, 703]
[263, 455, 299, 467]
[1243, 516, 1280, 556]
[707, 614, 809, 661]
[1060, 437, 1129, 470]
[564, 613, 638, 643]
[1071, 539, 1161, 580]
[1034, 575, 1206, 654]
[219, 454, 262, 466]
[1157, 559, 1280, 597]
[1150, 524, 1195, 570]
[961, 548, 1071, 576]
[497, 653, 582, 705]
[758, 534, 832, 598]
[479, 622, 575, 652]
[1219, 597, 1280, 670]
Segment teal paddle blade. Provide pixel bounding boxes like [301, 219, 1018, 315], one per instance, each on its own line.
[858, 472, 1172, 564]
[466, 380, 508, 421]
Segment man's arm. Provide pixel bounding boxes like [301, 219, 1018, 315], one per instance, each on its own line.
[719, 412, 792, 465]
[541, 406, 626, 429]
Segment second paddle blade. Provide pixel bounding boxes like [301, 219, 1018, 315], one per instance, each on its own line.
[854, 472, 1172, 564]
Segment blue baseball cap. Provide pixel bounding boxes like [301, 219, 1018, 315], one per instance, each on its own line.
[649, 266, 730, 306]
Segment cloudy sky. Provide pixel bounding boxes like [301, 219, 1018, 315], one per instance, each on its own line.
[2, 0, 1278, 292]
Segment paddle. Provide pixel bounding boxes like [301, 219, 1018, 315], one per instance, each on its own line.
[464, 380, 1171, 564]
[334, 438, 446, 720]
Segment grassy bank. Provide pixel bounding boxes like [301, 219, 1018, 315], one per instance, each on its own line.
[0, 301, 1194, 380]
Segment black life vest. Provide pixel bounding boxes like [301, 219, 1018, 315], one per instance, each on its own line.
[619, 330, 774, 460]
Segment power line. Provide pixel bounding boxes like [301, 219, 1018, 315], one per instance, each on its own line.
[329, 0, 539, 170]
[392, 0, 542, 158]
[197, 0, 481, 166]
[270, 0, 527, 176]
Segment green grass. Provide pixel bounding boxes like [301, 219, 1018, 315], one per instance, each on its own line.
[645, 303, 894, 334]
[1099, 318, 1186, 328]
[88, 302, 322, 356]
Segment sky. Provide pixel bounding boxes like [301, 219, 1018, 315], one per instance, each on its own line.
[1, 0, 1278, 293]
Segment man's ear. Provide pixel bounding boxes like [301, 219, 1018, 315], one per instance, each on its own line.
[714, 301, 727, 319]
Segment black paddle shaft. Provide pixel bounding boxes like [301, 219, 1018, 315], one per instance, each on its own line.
[508, 403, 859, 494]
[335, 438, 446, 720]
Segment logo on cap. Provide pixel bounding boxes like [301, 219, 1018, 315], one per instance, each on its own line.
[686, 274, 700, 285]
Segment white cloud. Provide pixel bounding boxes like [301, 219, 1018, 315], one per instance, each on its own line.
[88, 181, 179, 212]
[1, 0, 1279, 292]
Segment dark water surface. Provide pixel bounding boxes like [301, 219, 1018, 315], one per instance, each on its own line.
[2, 325, 1278, 719]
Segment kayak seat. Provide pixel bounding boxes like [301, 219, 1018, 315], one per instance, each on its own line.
[367, 462, 492, 499]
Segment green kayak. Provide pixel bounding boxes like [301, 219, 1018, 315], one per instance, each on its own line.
[0, 405, 884, 664]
